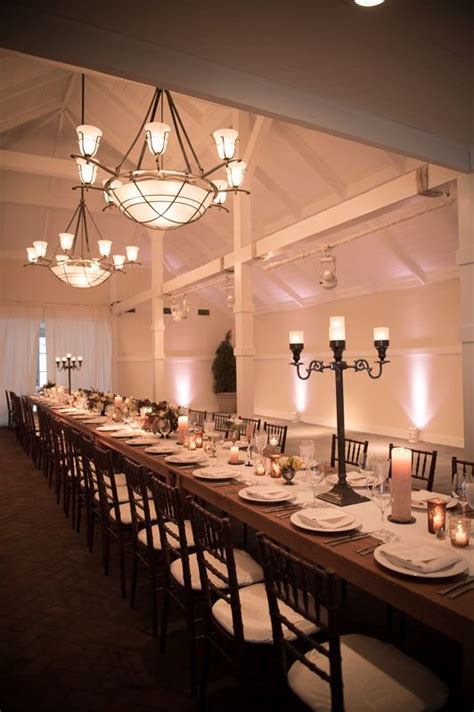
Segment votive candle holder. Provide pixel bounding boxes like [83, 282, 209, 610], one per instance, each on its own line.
[449, 515, 471, 548]
[270, 455, 282, 478]
[427, 498, 447, 534]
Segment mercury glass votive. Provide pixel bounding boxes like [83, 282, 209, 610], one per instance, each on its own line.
[270, 455, 282, 478]
[427, 498, 447, 534]
[194, 432, 203, 448]
[254, 457, 266, 476]
[449, 515, 471, 548]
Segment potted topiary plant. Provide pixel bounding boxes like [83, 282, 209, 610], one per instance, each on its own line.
[212, 329, 237, 413]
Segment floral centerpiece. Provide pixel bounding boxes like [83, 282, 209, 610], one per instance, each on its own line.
[277, 455, 303, 485]
[225, 416, 245, 441]
[139, 399, 181, 435]
[82, 388, 115, 415]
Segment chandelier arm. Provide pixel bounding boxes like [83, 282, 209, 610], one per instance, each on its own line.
[81, 74, 85, 124]
[70, 155, 117, 177]
[137, 88, 163, 171]
[63, 200, 83, 236]
[166, 94, 193, 174]
[116, 88, 161, 172]
[83, 201, 105, 242]
[80, 201, 91, 256]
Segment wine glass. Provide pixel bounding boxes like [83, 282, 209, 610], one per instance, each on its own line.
[299, 440, 315, 477]
[204, 418, 215, 438]
[370, 478, 395, 542]
[465, 479, 474, 511]
[304, 461, 326, 507]
[254, 429, 268, 457]
[214, 433, 225, 460]
[452, 471, 469, 515]
[158, 418, 171, 439]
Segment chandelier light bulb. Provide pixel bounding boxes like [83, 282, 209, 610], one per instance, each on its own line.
[59, 232, 74, 251]
[126, 245, 139, 262]
[113, 254, 126, 270]
[213, 128, 238, 161]
[33, 240, 48, 258]
[98, 239, 112, 257]
[145, 122, 171, 156]
[226, 160, 247, 189]
[26, 246, 38, 262]
[76, 124, 102, 158]
[212, 179, 228, 205]
[76, 157, 97, 186]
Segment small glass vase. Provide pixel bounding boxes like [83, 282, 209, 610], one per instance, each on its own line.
[281, 468, 296, 485]
[229, 429, 240, 444]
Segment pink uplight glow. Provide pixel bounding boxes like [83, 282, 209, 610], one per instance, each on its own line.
[408, 356, 431, 429]
[293, 370, 307, 413]
[173, 366, 192, 408]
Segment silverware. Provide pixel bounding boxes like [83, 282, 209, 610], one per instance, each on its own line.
[356, 544, 378, 556]
[262, 503, 299, 513]
[327, 533, 373, 547]
[447, 584, 474, 600]
[438, 576, 473, 596]
[276, 509, 301, 519]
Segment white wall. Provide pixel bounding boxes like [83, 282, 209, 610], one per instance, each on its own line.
[254, 280, 463, 447]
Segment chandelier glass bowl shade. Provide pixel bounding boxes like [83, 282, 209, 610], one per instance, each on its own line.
[25, 190, 139, 289]
[72, 86, 248, 230]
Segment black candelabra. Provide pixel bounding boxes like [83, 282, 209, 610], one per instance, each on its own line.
[55, 354, 83, 394]
[289, 320, 390, 507]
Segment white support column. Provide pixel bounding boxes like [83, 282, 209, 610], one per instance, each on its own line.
[232, 111, 255, 417]
[110, 273, 119, 392]
[456, 174, 474, 458]
[150, 233, 166, 401]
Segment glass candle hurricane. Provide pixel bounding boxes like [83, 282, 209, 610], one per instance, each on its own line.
[449, 516, 471, 548]
[427, 498, 447, 534]
[270, 455, 282, 478]
[254, 457, 266, 476]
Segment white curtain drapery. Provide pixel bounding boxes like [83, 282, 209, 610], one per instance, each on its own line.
[45, 305, 112, 393]
[0, 303, 43, 425]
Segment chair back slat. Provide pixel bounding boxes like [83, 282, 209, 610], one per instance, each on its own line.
[389, 444, 437, 491]
[238, 416, 261, 439]
[330, 434, 369, 469]
[92, 446, 124, 525]
[189, 409, 207, 426]
[187, 498, 245, 642]
[212, 412, 231, 433]
[122, 457, 153, 544]
[263, 422, 288, 453]
[452, 456, 474, 480]
[257, 534, 345, 711]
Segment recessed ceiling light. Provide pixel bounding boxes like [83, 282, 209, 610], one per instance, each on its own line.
[354, 0, 385, 6]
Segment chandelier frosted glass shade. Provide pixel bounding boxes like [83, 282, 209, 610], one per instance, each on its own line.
[104, 171, 216, 230]
[50, 258, 111, 288]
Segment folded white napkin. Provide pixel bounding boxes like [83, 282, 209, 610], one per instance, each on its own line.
[298, 508, 355, 529]
[145, 444, 178, 453]
[198, 466, 236, 478]
[167, 452, 205, 462]
[411, 491, 452, 507]
[245, 487, 288, 500]
[96, 424, 123, 431]
[381, 544, 461, 573]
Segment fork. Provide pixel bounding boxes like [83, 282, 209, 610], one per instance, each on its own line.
[447, 584, 474, 600]
[356, 544, 379, 556]
[438, 576, 473, 596]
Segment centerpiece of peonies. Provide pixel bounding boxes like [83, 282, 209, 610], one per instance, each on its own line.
[138, 399, 181, 434]
[277, 455, 303, 475]
[81, 388, 115, 415]
[225, 416, 246, 442]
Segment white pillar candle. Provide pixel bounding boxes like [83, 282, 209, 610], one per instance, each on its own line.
[177, 415, 189, 445]
[66, 353, 72, 359]
[114, 395, 123, 409]
[329, 316, 345, 341]
[373, 326, 389, 341]
[391, 447, 412, 522]
[229, 446, 240, 463]
[289, 330, 304, 345]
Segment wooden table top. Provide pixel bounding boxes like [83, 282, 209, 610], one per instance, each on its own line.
[42, 404, 474, 649]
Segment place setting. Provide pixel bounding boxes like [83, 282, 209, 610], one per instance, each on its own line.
[191, 464, 241, 481]
[164, 451, 208, 466]
[374, 541, 467, 579]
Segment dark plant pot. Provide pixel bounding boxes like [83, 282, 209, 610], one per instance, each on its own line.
[216, 392, 237, 414]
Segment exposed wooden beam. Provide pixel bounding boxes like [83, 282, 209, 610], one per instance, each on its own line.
[255, 166, 300, 220]
[111, 288, 153, 315]
[0, 149, 77, 180]
[382, 229, 426, 285]
[0, 98, 62, 134]
[267, 271, 306, 306]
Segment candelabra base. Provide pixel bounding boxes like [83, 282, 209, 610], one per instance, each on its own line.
[317, 482, 369, 507]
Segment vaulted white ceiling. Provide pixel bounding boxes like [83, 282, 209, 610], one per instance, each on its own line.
[0, 51, 459, 312]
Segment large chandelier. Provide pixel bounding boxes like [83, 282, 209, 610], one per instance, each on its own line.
[25, 188, 139, 289]
[71, 85, 248, 230]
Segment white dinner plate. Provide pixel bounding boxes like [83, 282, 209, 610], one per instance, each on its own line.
[96, 424, 125, 432]
[410, 491, 457, 510]
[144, 444, 179, 455]
[165, 453, 207, 465]
[326, 472, 376, 488]
[374, 544, 467, 579]
[108, 430, 137, 439]
[193, 466, 241, 480]
[290, 509, 361, 534]
[125, 436, 161, 446]
[238, 486, 293, 504]
[82, 418, 107, 424]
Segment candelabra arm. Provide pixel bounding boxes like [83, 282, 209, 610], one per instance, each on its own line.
[292, 360, 331, 381]
[350, 359, 390, 380]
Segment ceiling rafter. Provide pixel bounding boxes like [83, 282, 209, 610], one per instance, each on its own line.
[254, 165, 300, 219]
[381, 228, 426, 285]
[0, 67, 66, 102]
[0, 97, 63, 134]
[278, 123, 346, 199]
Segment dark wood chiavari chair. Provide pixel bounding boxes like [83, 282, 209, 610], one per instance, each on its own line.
[330, 434, 369, 469]
[452, 456, 474, 481]
[149, 477, 201, 695]
[10, 392, 26, 448]
[189, 409, 207, 427]
[188, 498, 305, 706]
[211, 412, 231, 433]
[49, 416, 70, 506]
[21, 396, 40, 465]
[257, 534, 449, 711]
[67, 428, 93, 534]
[263, 421, 288, 453]
[122, 459, 161, 636]
[238, 416, 261, 439]
[389, 443, 438, 491]
[79, 437, 103, 553]
[5, 390, 14, 429]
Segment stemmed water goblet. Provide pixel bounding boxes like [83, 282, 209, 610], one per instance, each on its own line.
[253, 429, 268, 458]
[452, 471, 469, 515]
[158, 417, 171, 439]
[299, 439, 315, 478]
[369, 478, 395, 542]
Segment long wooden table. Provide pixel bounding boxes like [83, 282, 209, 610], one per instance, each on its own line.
[45, 405, 474, 706]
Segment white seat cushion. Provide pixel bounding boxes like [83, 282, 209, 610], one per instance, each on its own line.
[109, 499, 157, 525]
[288, 634, 449, 712]
[94, 484, 129, 505]
[114, 472, 127, 487]
[137, 519, 195, 550]
[170, 548, 263, 592]
[212, 582, 317, 644]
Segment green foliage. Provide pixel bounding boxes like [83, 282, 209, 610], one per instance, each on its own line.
[212, 329, 236, 393]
